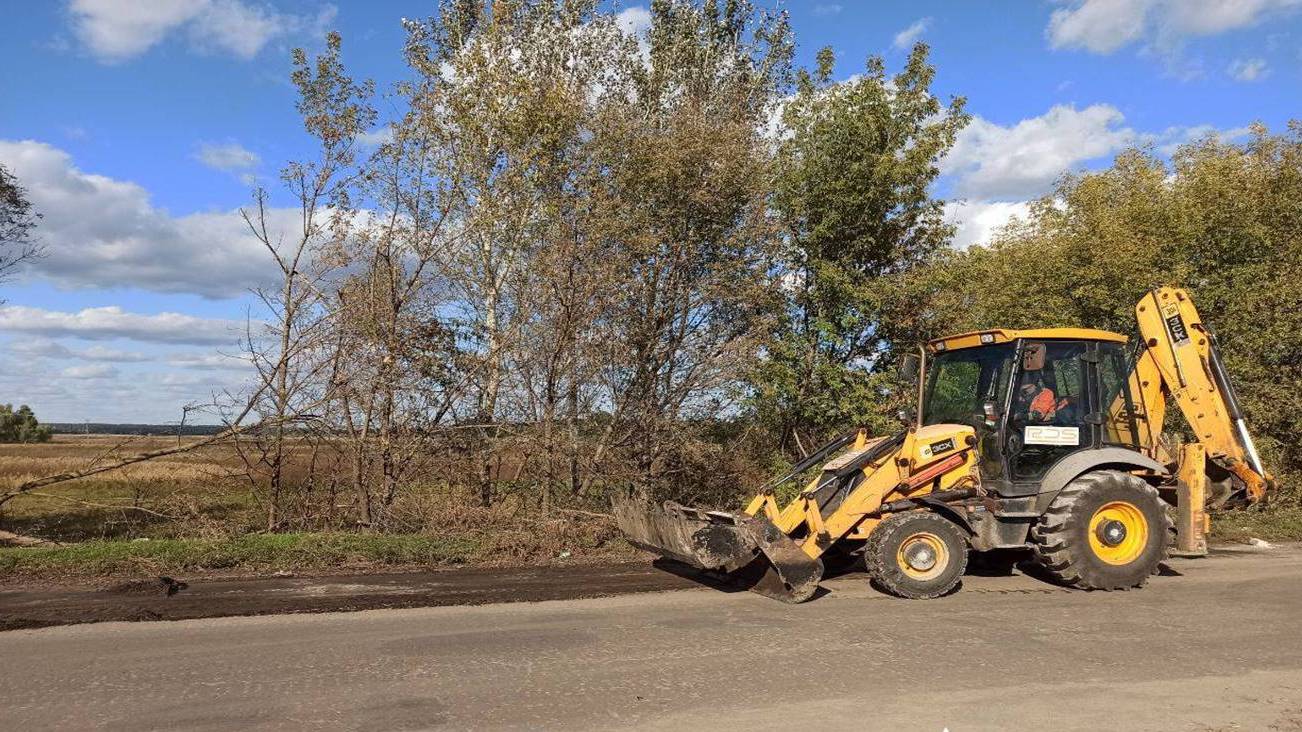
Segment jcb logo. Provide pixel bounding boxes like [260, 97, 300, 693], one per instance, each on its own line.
[1162, 304, 1190, 345]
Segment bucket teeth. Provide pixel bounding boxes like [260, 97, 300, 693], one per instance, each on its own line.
[612, 492, 823, 603]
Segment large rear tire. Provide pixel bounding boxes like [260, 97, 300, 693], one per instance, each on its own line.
[1031, 470, 1172, 590]
[865, 511, 969, 599]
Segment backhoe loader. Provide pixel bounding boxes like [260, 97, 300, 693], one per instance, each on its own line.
[614, 287, 1274, 601]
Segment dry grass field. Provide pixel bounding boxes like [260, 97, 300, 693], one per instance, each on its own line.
[0, 435, 257, 542]
[0, 435, 632, 579]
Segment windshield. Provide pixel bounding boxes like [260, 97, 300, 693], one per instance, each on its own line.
[923, 344, 1016, 429]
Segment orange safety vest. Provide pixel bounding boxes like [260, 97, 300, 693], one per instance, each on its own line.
[1030, 388, 1060, 420]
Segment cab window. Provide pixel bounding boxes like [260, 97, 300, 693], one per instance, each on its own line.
[1099, 342, 1141, 448]
[924, 344, 1015, 430]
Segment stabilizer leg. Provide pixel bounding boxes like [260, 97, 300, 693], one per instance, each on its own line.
[1175, 443, 1209, 557]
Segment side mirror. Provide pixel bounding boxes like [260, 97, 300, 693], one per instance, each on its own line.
[983, 401, 999, 428]
[1023, 342, 1046, 372]
[899, 353, 921, 383]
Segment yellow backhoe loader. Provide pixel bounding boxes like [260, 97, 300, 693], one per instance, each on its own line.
[614, 287, 1274, 601]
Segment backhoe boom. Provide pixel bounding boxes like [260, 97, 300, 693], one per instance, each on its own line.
[1129, 287, 1272, 504]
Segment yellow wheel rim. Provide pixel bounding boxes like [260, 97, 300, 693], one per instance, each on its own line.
[896, 532, 950, 581]
[1088, 501, 1148, 565]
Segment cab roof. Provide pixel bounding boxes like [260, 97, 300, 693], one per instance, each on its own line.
[928, 327, 1128, 353]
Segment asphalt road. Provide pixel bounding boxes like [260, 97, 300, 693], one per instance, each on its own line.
[3, 545, 1302, 731]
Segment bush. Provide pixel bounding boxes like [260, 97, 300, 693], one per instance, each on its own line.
[0, 404, 52, 444]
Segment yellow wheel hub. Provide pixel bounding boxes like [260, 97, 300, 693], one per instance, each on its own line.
[896, 532, 949, 581]
[1088, 501, 1149, 565]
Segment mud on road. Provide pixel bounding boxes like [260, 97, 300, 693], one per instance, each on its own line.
[0, 544, 1277, 631]
[0, 561, 717, 630]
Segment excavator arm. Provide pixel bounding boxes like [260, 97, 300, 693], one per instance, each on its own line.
[1121, 287, 1273, 552]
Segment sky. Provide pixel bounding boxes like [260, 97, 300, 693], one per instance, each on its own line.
[1, 0, 1299, 424]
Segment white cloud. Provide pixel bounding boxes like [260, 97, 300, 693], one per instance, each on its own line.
[69, 0, 337, 63]
[1047, 0, 1148, 54]
[68, 0, 207, 62]
[9, 338, 152, 362]
[194, 141, 260, 172]
[8, 339, 74, 360]
[79, 345, 153, 362]
[942, 104, 1137, 199]
[167, 352, 252, 371]
[940, 113, 1255, 248]
[1154, 124, 1253, 156]
[615, 6, 652, 37]
[946, 200, 1032, 250]
[157, 372, 217, 387]
[1227, 57, 1269, 81]
[61, 363, 119, 380]
[893, 17, 931, 50]
[356, 126, 395, 149]
[189, 0, 284, 58]
[0, 306, 247, 346]
[1048, 0, 1302, 55]
[0, 347, 252, 422]
[0, 139, 298, 298]
[813, 4, 843, 17]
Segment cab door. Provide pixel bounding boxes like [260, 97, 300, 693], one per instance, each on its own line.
[1006, 340, 1092, 482]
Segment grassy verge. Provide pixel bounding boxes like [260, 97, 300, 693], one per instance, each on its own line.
[0, 520, 640, 578]
[0, 531, 637, 580]
[1210, 507, 1302, 544]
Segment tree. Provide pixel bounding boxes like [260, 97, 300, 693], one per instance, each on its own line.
[392, 0, 794, 505]
[0, 404, 52, 444]
[576, 0, 794, 499]
[0, 163, 43, 288]
[239, 31, 375, 529]
[753, 43, 968, 451]
[398, 0, 631, 506]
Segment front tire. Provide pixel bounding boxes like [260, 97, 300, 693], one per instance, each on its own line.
[1031, 470, 1172, 590]
[865, 511, 969, 599]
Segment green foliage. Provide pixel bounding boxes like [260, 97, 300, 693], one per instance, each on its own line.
[879, 123, 1302, 497]
[0, 404, 52, 444]
[0, 533, 484, 576]
[753, 43, 968, 449]
[1211, 507, 1302, 543]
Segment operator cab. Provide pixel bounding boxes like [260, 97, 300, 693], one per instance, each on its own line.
[922, 328, 1141, 496]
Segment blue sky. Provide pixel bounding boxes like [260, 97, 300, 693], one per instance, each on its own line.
[1, 0, 1299, 423]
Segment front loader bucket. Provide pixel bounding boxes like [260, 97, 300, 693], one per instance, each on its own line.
[612, 492, 823, 603]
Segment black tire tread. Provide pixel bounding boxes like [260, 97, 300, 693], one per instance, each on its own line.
[865, 511, 969, 599]
[1030, 470, 1172, 590]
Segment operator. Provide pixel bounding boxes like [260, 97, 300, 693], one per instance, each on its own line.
[1018, 379, 1059, 422]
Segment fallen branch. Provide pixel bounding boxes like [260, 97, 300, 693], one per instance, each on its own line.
[0, 530, 61, 547]
[22, 491, 182, 521]
[554, 508, 614, 520]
